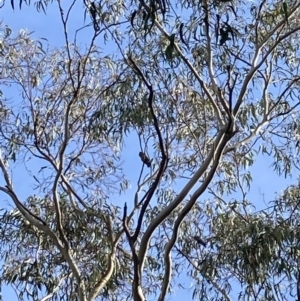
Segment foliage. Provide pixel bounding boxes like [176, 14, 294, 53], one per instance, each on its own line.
[0, 0, 300, 301]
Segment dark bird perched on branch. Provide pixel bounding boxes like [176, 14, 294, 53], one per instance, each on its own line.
[139, 152, 151, 168]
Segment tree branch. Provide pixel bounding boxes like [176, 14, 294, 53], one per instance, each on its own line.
[137, 0, 224, 126]
[158, 124, 234, 301]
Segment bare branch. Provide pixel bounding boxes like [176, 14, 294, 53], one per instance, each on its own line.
[138, 118, 235, 276]
[158, 123, 235, 301]
[137, 0, 224, 126]
[87, 216, 119, 301]
[40, 275, 69, 301]
[234, 16, 300, 115]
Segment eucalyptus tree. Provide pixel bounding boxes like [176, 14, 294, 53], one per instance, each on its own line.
[0, 0, 300, 301]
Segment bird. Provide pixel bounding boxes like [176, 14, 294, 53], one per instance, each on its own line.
[139, 152, 151, 168]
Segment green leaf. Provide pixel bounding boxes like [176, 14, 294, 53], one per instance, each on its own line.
[282, 2, 288, 23]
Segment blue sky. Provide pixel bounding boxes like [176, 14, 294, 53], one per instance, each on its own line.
[0, 1, 299, 301]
